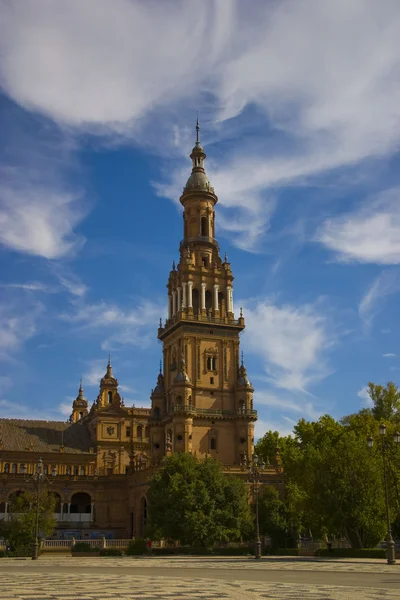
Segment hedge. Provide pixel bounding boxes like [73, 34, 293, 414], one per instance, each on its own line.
[73, 542, 101, 553]
[315, 548, 386, 559]
[99, 548, 123, 557]
[126, 538, 147, 555]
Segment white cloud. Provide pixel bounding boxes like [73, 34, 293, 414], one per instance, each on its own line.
[242, 299, 334, 392]
[359, 270, 400, 329]
[0, 298, 43, 361]
[317, 188, 400, 264]
[0, 398, 69, 420]
[254, 417, 294, 441]
[255, 390, 322, 421]
[0, 168, 87, 259]
[1, 1, 400, 248]
[383, 353, 397, 358]
[0, 282, 52, 292]
[58, 402, 72, 417]
[82, 359, 107, 387]
[357, 385, 373, 408]
[62, 297, 164, 350]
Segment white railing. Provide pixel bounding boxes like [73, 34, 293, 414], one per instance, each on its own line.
[40, 539, 134, 550]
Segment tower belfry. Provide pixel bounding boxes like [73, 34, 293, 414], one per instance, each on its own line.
[152, 122, 257, 466]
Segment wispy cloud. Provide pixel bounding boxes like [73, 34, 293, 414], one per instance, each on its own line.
[242, 298, 334, 392]
[62, 297, 164, 350]
[0, 297, 43, 361]
[383, 353, 397, 358]
[359, 269, 400, 329]
[1, 1, 400, 248]
[317, 188, 400, 264]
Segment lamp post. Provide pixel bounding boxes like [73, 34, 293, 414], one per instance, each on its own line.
[367, 426, 400, 565]
[27, 458, 56, 560]
[241, 453, 265, 559]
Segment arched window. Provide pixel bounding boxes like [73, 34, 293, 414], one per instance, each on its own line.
[19, 464, 27, 474]
[79, 412, 83, 419]
[4, 463, 9, 473]
[201, 216, 208, 237]
[50, 492, 62, 513]
[80, 466, 86, 476]
[176, 395, 183, 406]
[70, 492, 91, 514]
[108, 391, 113, 404]
[239, 400, 245, 413]
[66, 466, 71, 475]
[11, 463, 17, 474]
[218, 292, 225, 318]
[137, 425, 143, 440]
[145, 426, 150, 438]
[153, 407, 160, 419]
[44, 465, 48, 475]
[210, 438, 217, 451]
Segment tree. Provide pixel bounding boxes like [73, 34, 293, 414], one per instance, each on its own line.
[147, 453, 253, 548]
[258, 482, 305, 548]
[0, 490, 56, 555]
[367, 382, 400, 422]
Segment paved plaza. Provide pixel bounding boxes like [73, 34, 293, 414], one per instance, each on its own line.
[0, 556, 400, 599]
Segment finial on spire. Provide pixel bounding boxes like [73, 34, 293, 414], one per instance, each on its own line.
[159, 359, 162, 374]
[241, 351, 244, 366]
[240, 306, 243, 317]
[108, 353, 111, 367]
[79, 377, 83, 392]
[159, 317, 162, 328]
[196, 113, 200, 145]
[172, 260, 176, 271]
[224, 252, 228, 263]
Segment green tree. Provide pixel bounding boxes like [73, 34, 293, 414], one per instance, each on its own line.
[367, 382, 400, 422]
[0, 490, 56, 555]
[147, 453, 253, 548]
[258, 481, 305, 548]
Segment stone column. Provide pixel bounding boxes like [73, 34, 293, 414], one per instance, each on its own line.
[226, 286, 232, 313]
[201, 282, 206, 311]
[182, 282, 187, 308]
[187, 281, 193, 308]
[172, 290, 177, 315]
[213, 284, 219, 313]
[168, 294, 172, 320]
[177, 287, 182, 311]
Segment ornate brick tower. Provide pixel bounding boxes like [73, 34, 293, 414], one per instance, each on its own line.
[151, 120, 257, 466]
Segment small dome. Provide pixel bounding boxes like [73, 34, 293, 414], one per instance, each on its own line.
[184, 170, 211, 191]
[174, 358, 191, 383]
[153, 372, 164, 395]
[237, 364, 253, 388]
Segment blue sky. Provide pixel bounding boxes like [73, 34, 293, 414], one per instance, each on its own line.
[0, 0, 400, 438]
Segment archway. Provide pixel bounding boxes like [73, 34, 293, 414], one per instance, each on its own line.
[70, 492, 91, 514]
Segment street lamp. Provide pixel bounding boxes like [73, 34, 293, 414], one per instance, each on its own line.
[367, 427, 400, 565]
[26, 458, 56, 560]
[241, 453, 265, 559]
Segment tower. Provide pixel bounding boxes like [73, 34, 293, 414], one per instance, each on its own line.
[152, 121, 257, 466]
[70, 380, 88, 422]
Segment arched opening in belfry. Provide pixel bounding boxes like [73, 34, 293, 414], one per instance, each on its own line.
[108, 391, 113, 404]
[205, 290, 212, 314]
[218, 292, 225, 318]
[192, 288, 199, 317]
[201, 216, 208, 237]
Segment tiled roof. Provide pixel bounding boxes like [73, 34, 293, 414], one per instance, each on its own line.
[0, 419, 92, 454]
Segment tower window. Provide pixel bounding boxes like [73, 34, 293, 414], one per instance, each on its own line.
[210, 438, 217, 451]
[108, 391, 112, 404]
[201, 216, 208, 237]
[202, 256, 208, 267]
[207, 356, 216, 371]
[79, 412, 83, 420]
[210, 377, 214, 385]
[126, 426, 131, 437]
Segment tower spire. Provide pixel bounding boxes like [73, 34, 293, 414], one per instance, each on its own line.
[196, 114, 200, 145]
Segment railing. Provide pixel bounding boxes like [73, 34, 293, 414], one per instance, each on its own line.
[162, 313, 241, 331]
[168, 405, 257, 418]
[180, 236, 219, 249]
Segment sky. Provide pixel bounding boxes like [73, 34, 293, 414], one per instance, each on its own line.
[0, 0, 400, 439]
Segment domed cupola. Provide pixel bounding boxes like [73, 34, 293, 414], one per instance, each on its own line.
[70, 380, 89, 422]
[174, 356, 191, 384]
[183, 118, 215, 194]
[236, 355, 253, 390]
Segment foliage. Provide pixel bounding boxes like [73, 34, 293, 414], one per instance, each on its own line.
[126, 538, 147, 555]
[72, 542, 100, 552]
[147, 453, 253, 548]
[100, 547, 123, 556]
[255, 387, 400, 550]
[367, 382, 400, 422]
[0, 489, 56, 556]
[0, 550, 5, 558]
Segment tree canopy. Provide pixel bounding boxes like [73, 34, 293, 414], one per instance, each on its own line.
[255, 382, 400, 549]
[146, 452, 253, 548]
[0, 489, 56, 555]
